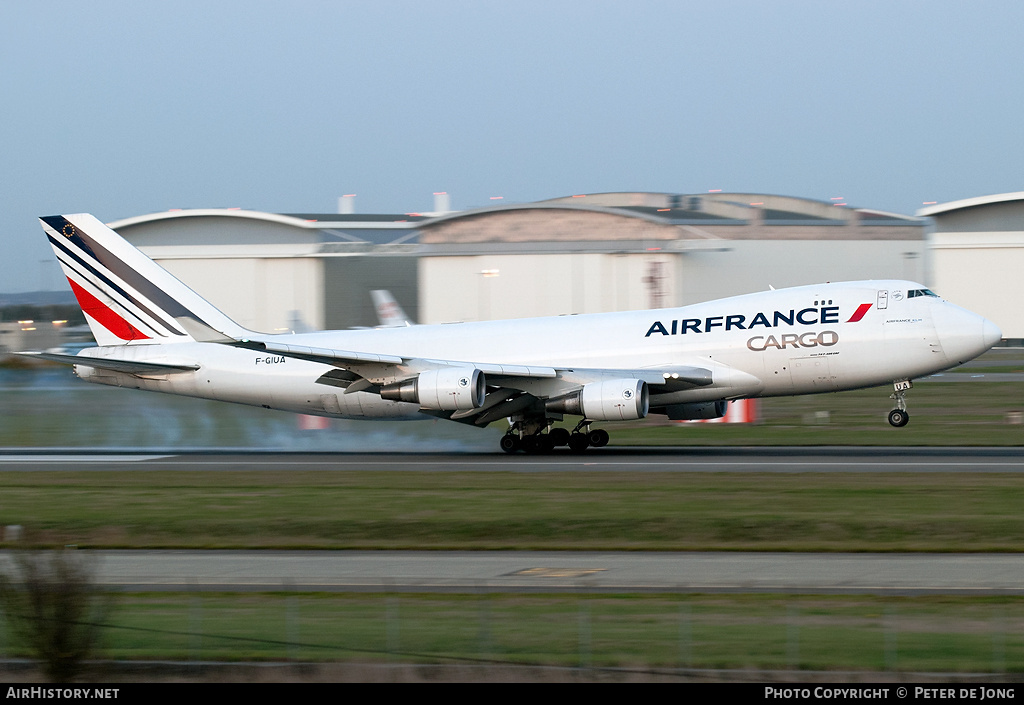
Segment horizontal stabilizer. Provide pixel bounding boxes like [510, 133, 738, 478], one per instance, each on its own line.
[17, 351, 200, 374]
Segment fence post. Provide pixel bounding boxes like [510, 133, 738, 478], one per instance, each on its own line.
[578, 591, 591, 671]
[189, 585, 203, 664]
[786, 603, 800, 668]
[884, 605, 897, 671]
[286, 587, 298, 661]
[386, 596, 400, 661]
[477, 582, 494, 661]
[992, 605, 1006, 674]
[678, 601, 692, 670]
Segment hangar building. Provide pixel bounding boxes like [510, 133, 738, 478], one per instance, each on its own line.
[418, 192, 927, 323]
[110, 193, 928, 334]
[110, 209, 423, 333]
[918, 193, 1024, 341]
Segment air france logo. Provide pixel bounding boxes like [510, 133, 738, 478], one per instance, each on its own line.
[645, 306, 842, 337]
[459, 377, 470, 388]
[645, 304, 873, 351]
[622, 388, 634, 400]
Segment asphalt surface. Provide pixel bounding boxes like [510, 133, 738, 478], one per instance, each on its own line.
[2, 447, 1023, 595]
[1, 446, 1024, 472]
[21, 549, 1017, 595]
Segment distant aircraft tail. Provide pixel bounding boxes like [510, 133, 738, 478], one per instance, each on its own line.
[39, 214, 252, 346]
[370, 289, 413, 327]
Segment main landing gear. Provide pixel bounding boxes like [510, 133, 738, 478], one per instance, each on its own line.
[888, 380, 912, 427]
[500, 418, 611, 454]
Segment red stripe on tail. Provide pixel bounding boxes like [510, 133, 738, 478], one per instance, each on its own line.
[67, 278, 150, 341]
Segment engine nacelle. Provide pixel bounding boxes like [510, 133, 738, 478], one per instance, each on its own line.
[662, 400, 728, 420]
[380, 367, 486, 411]
[547, 379, 649, 421]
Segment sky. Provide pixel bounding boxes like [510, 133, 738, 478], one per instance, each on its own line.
[2, 1, 1024, 292]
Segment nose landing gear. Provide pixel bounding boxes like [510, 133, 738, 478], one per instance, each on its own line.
[888, 408, 909, 427]
[888, 380, 912, 427]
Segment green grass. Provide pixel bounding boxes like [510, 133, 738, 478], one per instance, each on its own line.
[4, 469, 1024, 551]
[3, 592, 1021, 673]
[609, 380, 1024, 446]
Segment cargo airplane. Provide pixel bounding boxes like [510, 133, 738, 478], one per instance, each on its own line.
[24, 214, 1002, 453]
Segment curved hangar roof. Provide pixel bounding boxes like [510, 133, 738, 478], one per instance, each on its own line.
[917, 191, 1024, 217]
[108, 208, 429, 248]
[418, 192, 924, 250]
[917, 192, 1024, 233]
[107, 193, 924, 249]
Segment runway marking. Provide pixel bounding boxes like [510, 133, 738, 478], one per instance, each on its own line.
[510, 567, 606, 578]
[2, 455, 1023, 472]
[141, 459, 1024, 468]
[0, 455, 174, 463]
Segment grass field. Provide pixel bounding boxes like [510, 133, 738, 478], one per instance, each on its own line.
[2, 592, 1022, 674]
[2, 469, 1024, 551]
[613, 382, 1024, 446]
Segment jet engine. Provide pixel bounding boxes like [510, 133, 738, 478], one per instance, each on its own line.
[546, 379, 649, 421]
[380, 367, 486, 411]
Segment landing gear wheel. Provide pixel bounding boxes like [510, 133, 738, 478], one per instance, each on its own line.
[588, 428, 610, 448]
[888, 409, 909, 428]
[568, 433, 590, 452]
[519, 435, 540, 453]
[888, 380, 911, 428]
[549, 428, 570, 447]
[500, 434, 520, 453]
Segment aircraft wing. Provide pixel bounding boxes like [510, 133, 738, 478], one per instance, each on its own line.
[229, 337, 720, 425]
[443, 364, 716, 426]
[17, 351, 200, 374]
[234, 339, 406, 366]
[234, 339, 562, 378]
[234, 338, 711, 387]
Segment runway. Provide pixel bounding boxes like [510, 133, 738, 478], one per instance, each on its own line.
[2, 447, 1022, 595]
[1, 446, 1023, 472]
[14, 549, 1023, 595]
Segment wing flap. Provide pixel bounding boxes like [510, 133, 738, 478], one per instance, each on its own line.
[233, 339, 405, 366]
[448, 361, 557, 378]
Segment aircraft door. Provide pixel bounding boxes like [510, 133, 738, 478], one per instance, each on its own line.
[877, 290, 888, 310]
[789, 355, 839, 391]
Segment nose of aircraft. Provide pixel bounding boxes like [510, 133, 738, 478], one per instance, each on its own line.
[934, 304, 1002, 366]
[983, 318, 1003, 349]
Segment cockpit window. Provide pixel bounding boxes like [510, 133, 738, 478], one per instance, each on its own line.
[907, 289, 939, 298]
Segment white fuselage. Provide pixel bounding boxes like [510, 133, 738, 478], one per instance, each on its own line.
[71, 280, 1001, 421]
